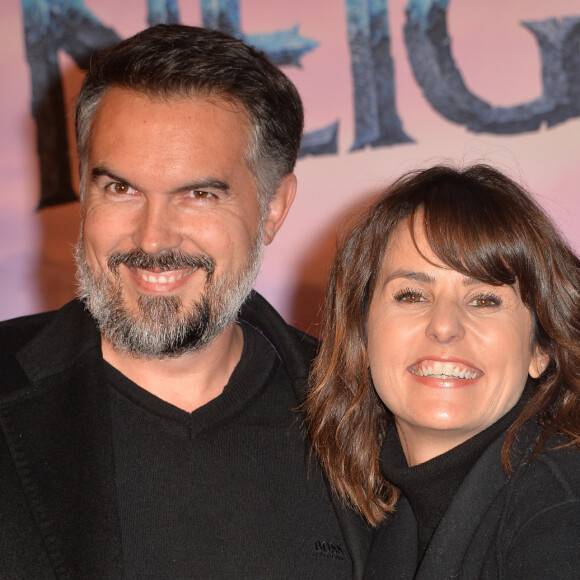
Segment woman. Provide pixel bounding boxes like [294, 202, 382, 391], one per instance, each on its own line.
[306, 164, 580, 578]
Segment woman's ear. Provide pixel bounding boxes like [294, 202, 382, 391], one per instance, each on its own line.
[529, 347, 550, 378]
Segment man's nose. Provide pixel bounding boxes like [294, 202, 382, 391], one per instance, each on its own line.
[132, 198, 182, 254]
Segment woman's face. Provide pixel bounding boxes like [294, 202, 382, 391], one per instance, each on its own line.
[366, 218, 547, 465]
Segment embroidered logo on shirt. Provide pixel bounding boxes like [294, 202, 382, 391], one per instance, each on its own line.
[314, 540, 344, 560]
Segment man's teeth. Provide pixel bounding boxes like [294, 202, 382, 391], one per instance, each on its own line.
[136, 267, 198, 284]
[411, 361, 481, 379]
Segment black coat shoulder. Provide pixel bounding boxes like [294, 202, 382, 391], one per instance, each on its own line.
[0, 300, 100, 393]
[0, 310, 57, 352]
[0, 310, 59, 388]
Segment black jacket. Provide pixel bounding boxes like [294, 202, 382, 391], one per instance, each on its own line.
[364, 420, 580, 579]
[0, 293, 371, 579]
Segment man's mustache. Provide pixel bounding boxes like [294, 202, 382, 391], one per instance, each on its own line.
[107, 248, 215, 275]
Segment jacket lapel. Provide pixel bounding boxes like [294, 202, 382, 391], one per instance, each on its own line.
[416, 435, 508, 579]
[369, 496, 418, 579]
[0, 301, 123, 579]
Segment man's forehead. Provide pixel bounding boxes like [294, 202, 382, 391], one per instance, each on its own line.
[88, 88, 253, 161]
[95, 86, 250, 124]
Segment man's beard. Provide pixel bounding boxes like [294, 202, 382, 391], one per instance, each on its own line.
[74, 231, 264, 359]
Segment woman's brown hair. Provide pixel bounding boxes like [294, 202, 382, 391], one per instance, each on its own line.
[305, 164, 580, 526]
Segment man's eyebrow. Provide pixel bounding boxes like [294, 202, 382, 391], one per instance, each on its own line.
[173, 178, 231, 195]
[91, 166, 127, 184]
[384, 270, 436, 285]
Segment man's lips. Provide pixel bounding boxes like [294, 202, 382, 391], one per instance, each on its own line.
[108, 248, 215, 276]
[129, 266, 199, 285]
[408, 359, 483, 380]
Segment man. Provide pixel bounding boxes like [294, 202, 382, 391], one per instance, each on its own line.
[0, 25, 370, 579]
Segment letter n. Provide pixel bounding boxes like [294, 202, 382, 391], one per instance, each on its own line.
[21, 0, 119, 208]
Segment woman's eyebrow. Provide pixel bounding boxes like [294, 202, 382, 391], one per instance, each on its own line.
[462, 276, 480, 286]
[384, 270, 435, 285]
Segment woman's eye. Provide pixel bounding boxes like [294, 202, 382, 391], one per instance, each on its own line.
[471, 295, 501, 307]
[394, 290, 425, 303]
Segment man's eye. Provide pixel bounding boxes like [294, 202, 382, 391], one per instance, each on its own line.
[189, 190, 214, 199]
[107, 182, 136, 195]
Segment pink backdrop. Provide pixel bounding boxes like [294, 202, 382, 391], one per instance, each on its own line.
[2, 0, 580, 335]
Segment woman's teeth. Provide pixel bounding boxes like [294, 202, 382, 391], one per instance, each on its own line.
[410, 360, 482, 379]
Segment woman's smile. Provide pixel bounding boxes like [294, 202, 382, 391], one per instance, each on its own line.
[408, 358, 483, 383]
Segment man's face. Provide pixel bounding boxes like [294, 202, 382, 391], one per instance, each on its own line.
[77, 88, 268, 358]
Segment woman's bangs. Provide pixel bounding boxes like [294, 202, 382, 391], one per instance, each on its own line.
[419, 194, 520, 287]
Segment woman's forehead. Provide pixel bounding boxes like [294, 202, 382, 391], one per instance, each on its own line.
[379, 212, 518, 290]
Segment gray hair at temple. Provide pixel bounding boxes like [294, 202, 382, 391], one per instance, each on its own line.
[75, 24, 304, 210]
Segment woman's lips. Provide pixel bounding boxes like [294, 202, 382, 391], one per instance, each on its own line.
[408, 359, 483, 387]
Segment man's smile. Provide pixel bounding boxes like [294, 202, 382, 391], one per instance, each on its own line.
[129, 266, 199, 285]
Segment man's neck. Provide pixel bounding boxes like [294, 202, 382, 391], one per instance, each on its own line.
[101, 323, 244, 413]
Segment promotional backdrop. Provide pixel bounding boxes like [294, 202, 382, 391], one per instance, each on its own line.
[2, 0, 580, 335]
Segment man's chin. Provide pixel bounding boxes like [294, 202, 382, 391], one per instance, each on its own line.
[99, 294, 215, 358]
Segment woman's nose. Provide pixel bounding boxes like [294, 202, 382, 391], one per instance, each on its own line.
[425, 300, 465, 344]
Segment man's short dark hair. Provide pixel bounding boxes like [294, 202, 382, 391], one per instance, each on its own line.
[75, 24, 304, 206]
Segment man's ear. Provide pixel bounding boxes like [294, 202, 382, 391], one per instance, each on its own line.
[263, 173, 297, 245]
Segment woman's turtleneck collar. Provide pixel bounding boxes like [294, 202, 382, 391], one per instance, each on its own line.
[379, 378, 534, 559]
